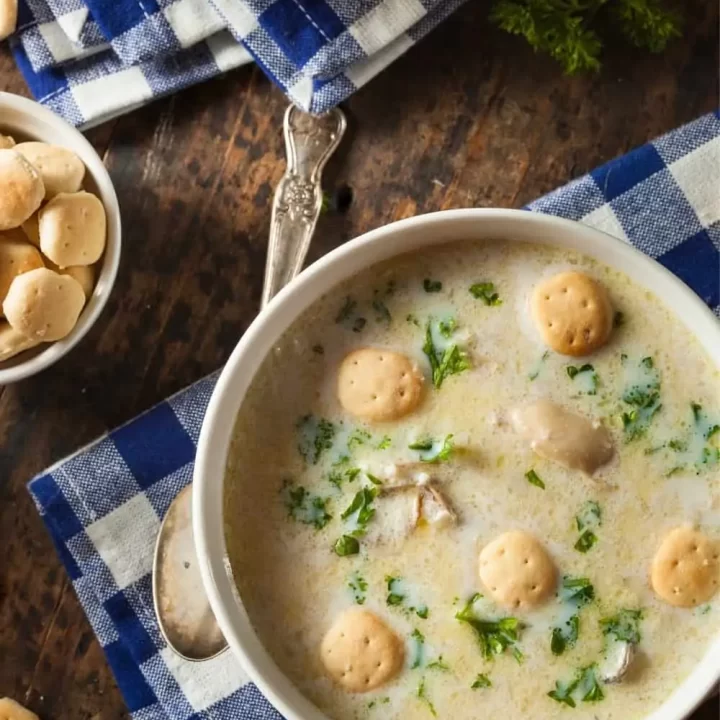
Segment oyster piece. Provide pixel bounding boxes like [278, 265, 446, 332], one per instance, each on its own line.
[420, 485, 457, 527]
[600, 640, 636, 684]
[510, 399, 613, 474]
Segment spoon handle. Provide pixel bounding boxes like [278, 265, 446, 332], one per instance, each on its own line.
[261, 105, 347, 309]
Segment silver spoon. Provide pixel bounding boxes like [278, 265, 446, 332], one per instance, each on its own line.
[152, 104, 346, 661]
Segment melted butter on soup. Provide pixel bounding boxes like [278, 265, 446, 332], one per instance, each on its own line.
[224, 240, 720, 720]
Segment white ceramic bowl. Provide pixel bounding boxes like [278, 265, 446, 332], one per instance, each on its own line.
[194, 209, 720, 720]
[0, 92, 121, 383]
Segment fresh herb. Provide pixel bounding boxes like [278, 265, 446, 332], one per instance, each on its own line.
[283, 483, 332, 530]
[312, 344, 324, 355]
[411, 628, 426, 669]
[525, 468, 545, 489]
[455, 595, 523, 662]
[438, 317, 458, 338]
[348, 428, 372, 449]
[407, 313, 421, 327]
[548, 664, 604, 708]
[621, 356, 662, 440]
[491, 0, 682, 76]
[423, 321, 471, 388]
[341, 487, 379, 534]
[566, 363, 599, 395]
[372, 298, 392, 325]
[366, 473, 383, 486]
[469, 282, 502, 306]
[600, 609, 643, 644]
[367, 697, 390, 709]
[471, 673, 492, 689]
[348, 573, 367, 604]
[416, 678, 437, 717]
[409, 434, 455, 463]
[297, 415, 336, 464]
[386, 576, 406, 606]
[559, 576, 595, 607]
[574, 530, 598, 553]
[335, 296, 356, 323]
[426, 656, 450, 671]
[551, 615, 579, 655]
[328, 466, 361, 490]
[377, 435, 392, 450]
[614, 311, 625, 328]
[416, 605, 429, 619]
[334, 535, 360, 556]
[529, 350, 550, 381]
[423, 279, 442, 293]
[576, 500, 602, 531]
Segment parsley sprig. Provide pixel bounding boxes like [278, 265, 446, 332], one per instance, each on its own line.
[423, 320, 470, 388]
[455, 594, 523, 662]
[548, 664, 604, 707]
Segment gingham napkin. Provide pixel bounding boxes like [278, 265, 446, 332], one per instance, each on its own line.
[28, 113, 720, 719]
[10, 0, 467, 128]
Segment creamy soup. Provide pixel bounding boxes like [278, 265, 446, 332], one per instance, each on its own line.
[224, 240, 720, 720]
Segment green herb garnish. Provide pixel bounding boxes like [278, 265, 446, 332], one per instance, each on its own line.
[551, 615, 579, 655]
[296, 415, 336, 464]
[600, 608, 643, 644]
[408, 438, 434, 451]
[348, 572, 367, 604]
[341, 487, 379, 534]
[411, 628, 426, 669]
[409, 434, 455, 463]
[455, 595, 523, 662]
[423, 279, 442, 293]
[576, 500, 601, 531]
[407, 313, 421, 326]
[548, 664, 604, 707]
[423, 321, 471, 388]
[525, 468, 545, 489]
[372, 298, 392, 325]
[574, 530, 598, 553]
[469, 281, 502, 306]
[566, 363, 599, 395]
[491, 0, 682, 75]
[416, 677, 437, 716]
[621, 355, 662, 440]
[438, 317, 457, 338]
[334, 535, 360, 556]
[559, 576, 595, 606]
[528, 350, 550, 381]
[377, 435, 392, 450]
[328, 466, 361, 490]
[471, 673, 492, 689]
[386, 576, 406, 606]
[283, 483, 332, 530]
[347, 428, 372, 449]
[426, 656, 450, 671]
[335, 296, 356, 323]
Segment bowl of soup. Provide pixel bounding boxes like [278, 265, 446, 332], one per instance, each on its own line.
[193, 209, 720, 720]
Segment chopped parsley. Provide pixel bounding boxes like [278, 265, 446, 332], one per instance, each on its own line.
[283, 483, 332, 530]
[426, 656, 450, 671]
[551, 615, 579, 656]
[372, 298, 392, 325]
[416, 678, 437, 717]
[410, 628, 425, 669]
[422, 320, 471, 388]
[367, 697, 390, 710]
[469, 282, 502, 306]
[455, 594, 523, 662]
[333, 535, 359, 556]
[377, 435, 392, 450]
[348, 572, 367, 604]
[620, 355, 662, 440]
[347, 428, 372, 449]
[471, 673, 492, 689]
[341, 487, 378, 534]
[328, 466, 361, 490]
[548, 664, 604, 708]
[559, 576, 595, 607]
[574, 530, 598, 553]
[407, 313, 421, 327]
[335, 296, 367, 333]
[296, 415, 336, 464]
[438, 317, 458, 338]
[566, 363, 599, 395]
[409, 434, 455, 463]
[386, 576, 429, 618]
[600, 609, 643, 644]
[529, 350, 550, 381]
[525, 468, 545, 489]
[576, 500, 602, 531]
[423, 279, 442, 293]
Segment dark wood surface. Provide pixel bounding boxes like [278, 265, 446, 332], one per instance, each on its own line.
[0, 1, 718, 717]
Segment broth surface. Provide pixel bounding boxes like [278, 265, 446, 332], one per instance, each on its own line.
[225, 240, 720, 720]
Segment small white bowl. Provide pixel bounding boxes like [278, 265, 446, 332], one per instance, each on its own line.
[0, 92, 121, 384]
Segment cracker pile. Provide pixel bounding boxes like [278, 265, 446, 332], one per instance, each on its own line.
[0, 135, 107, 363]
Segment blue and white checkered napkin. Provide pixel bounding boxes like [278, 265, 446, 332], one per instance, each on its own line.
[27, 113, 720, 719]
[10, 0, 466, 128]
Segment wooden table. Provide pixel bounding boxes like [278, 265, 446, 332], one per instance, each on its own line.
[0, 1, 717, 717]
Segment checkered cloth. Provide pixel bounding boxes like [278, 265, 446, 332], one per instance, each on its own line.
[10, 0, 467, 128]
[27, 113, 720, 719]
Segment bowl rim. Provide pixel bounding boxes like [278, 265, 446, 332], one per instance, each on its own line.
[194, 207, 720, 720]
[0, 91, 121, 384]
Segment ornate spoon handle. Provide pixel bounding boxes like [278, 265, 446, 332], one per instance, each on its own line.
[261, 105, 347, 309]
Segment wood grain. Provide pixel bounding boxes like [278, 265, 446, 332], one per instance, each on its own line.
[0, 0, 718, 715]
